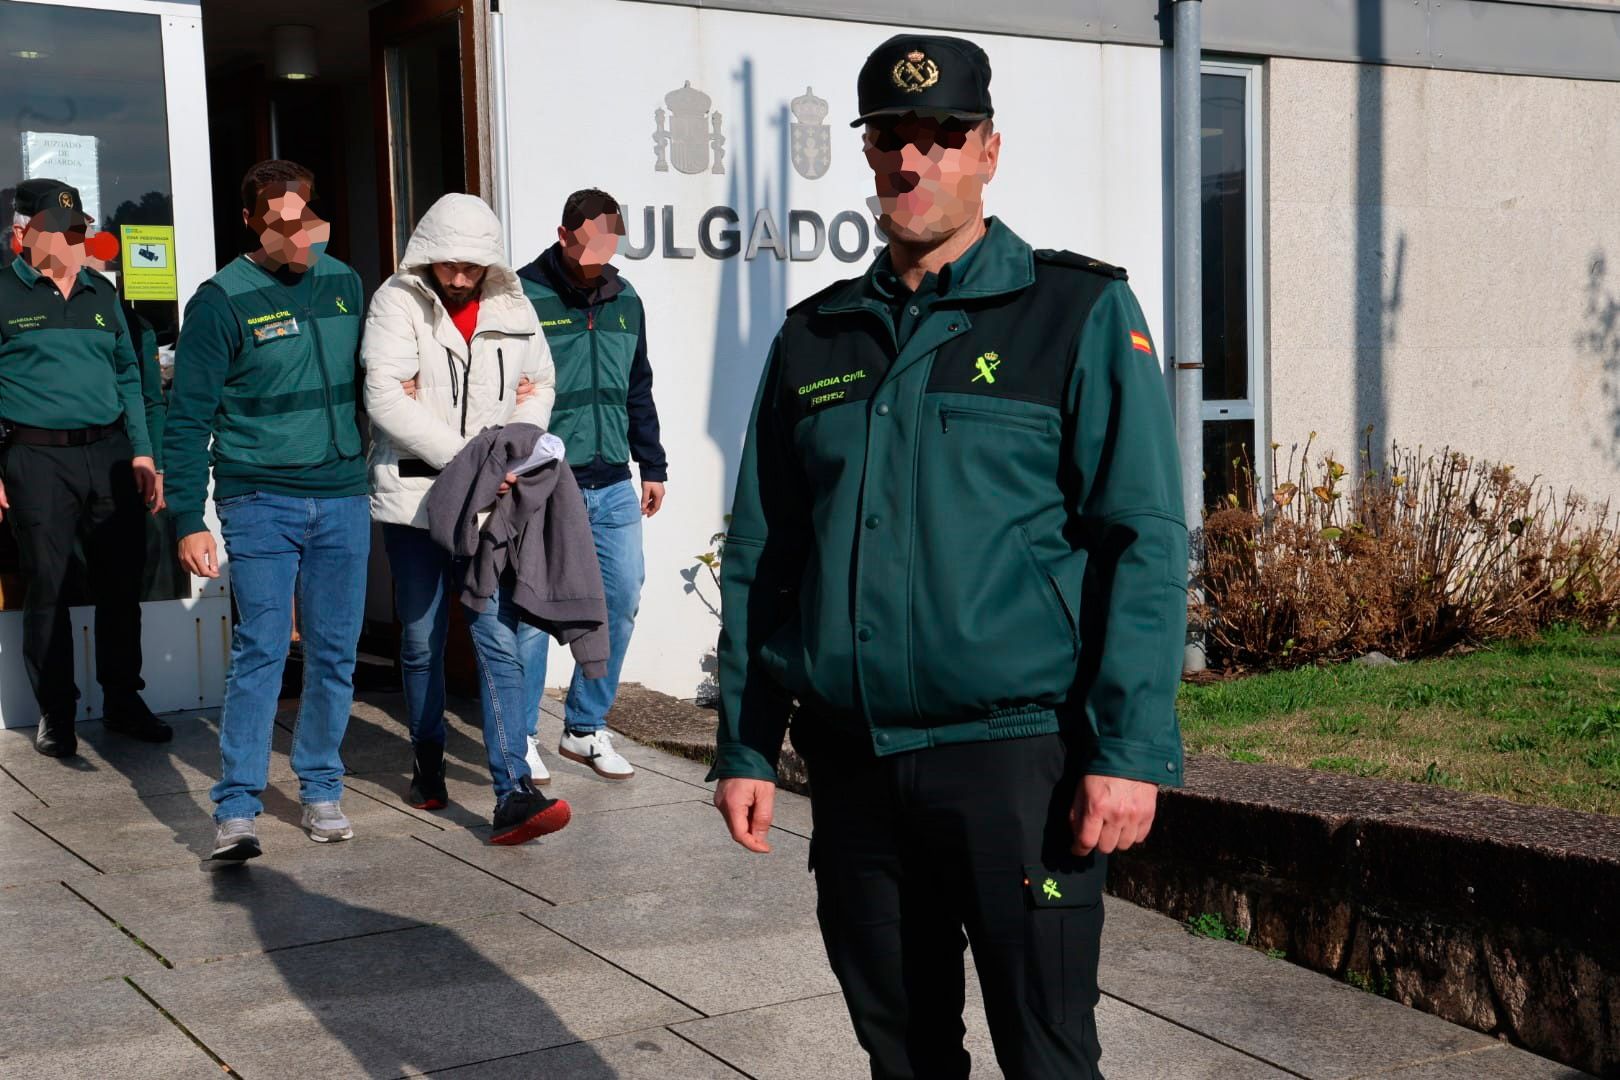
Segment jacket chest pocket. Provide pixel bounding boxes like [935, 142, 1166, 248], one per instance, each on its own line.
[939, 405, 1052, 435]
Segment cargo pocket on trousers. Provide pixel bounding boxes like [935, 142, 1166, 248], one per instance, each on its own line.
[1023, 863, 1104, 1026]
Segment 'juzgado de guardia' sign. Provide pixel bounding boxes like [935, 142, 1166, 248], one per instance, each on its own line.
[625, 82, 886, 263]
[619, 204, 885, 263]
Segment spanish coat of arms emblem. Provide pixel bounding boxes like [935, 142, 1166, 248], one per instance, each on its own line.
[654, 81, 726, 175]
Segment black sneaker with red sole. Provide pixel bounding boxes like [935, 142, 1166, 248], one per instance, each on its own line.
[408, 741, 448, 811]
[490, 781, 571, 846]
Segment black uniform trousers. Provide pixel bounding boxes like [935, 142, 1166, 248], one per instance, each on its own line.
[797, 728, 1107, 1080]
[1, 431, 146, 717]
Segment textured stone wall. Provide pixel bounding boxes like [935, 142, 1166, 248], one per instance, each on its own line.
[1265, 58, 1620, 506]
[1107, 757, 1620, 1075]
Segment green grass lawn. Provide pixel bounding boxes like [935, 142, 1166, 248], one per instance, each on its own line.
[1177, 627, 1620, 816]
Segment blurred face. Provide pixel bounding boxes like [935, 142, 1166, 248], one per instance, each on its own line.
[14, 216, 87, 277]
[243, 180, 330, 272]
[430, 261, 487, 305]
[862, 114, 999, 246]
[557, 214, 622, 278]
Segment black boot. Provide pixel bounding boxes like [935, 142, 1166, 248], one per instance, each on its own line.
[102, 695, 174, 743]
[34, 710, 77, 758]
[490, 779, 571, 846]
[408, 741, 448, 810]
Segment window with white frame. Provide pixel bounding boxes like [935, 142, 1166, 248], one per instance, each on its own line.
[1200, 60, 1266, 509]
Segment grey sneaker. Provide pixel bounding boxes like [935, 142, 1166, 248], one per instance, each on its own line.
[209, 818, 261, 863]
[301, 801, 354, 843]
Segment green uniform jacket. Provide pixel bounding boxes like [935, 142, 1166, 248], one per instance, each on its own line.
[519, 272, 643, 471]
[128, 307, 166, 472]
[710, 219, 1188, 788]
[163, 254, 367, 538]
[0, 257, 151, 457]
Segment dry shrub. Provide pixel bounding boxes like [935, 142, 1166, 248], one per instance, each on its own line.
[1193, 435, 1620, 669]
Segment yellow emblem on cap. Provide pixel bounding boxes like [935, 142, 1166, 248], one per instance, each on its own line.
[57, 192, 73, 209]
[891, 49, 940, 93]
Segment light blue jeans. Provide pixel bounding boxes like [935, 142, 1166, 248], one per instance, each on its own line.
[382, 523, 541, 798]
[212, 493, 370, 822]
[535, 479, 645, 734]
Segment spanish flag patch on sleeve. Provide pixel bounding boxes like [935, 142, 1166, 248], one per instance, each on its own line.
[1129, 330, 1153, 355]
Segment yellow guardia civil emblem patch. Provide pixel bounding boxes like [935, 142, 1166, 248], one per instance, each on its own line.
[892, 50, 940, 93]
[58, 191, 74, 209]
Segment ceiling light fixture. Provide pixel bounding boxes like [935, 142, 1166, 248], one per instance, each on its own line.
[271, 24, 318, 81]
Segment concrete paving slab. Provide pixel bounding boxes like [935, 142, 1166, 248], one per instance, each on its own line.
[673, 989, 1001, 1079]
[1094, 995, 1294, 1079]
[534, 875, 839, 1015]
[0, 712, 291, 805]
[1103, 895, 1191, 942]
[420, 799, 810, 906]
[0, 881, 168, 993]
[1100, 926, 1501, 1078]
[0, 765, 43, 810]
[0, 813, 98, 886]
[70, 835, 532, 964]
[135, 912, 697, 1078]
[19, 781, 439, 874]
[672, 967, 1296, 1080]
[1362, 1044, 1593, 1078]
[426, 1028, 747, 1078]
[0, 977, 222, 1080]
[347, 755, 705, 831]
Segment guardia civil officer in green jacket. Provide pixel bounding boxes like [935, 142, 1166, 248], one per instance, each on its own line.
[0, 179, 170, 758]
[165, 160, 369, 863]
[710, 34, 1187, 1080]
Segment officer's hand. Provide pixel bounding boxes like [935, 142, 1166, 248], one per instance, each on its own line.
[641, 481, 666, 517]
[714, 778, 776, 854]
[147, 472, 166, 515]
[401, 377, 418, 399]
[132, 456, 158, 508]
[516, 376, 536, 404]
[0, 479, 8, 524]
[1071, 774, 1158, 856]
[178, 530, 221, 579]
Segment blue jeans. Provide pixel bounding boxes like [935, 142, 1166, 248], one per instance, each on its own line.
[211, 493, 370, 822]
[536, 479, 645, 734]
[382, 523, 541, 798]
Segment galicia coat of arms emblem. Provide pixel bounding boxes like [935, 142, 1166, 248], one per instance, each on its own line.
[789, 86, 830, 181]
[654, 81, 726, 175]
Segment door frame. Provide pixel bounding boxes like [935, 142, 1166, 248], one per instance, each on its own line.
[369, 0, 491, 271]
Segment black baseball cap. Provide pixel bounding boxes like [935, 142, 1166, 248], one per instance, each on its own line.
[13, 178, 93, 231]
[852, 34, 994, 127]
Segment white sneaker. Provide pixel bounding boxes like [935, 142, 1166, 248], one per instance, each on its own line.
[300, 801, 354, 843]
[525, 735, 552, 786]
[558, 729, 634, 781]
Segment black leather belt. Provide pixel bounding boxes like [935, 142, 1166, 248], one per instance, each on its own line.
[1, 420, 124, 447]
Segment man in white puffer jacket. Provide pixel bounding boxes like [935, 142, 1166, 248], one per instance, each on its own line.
[364, 193, 570, 846]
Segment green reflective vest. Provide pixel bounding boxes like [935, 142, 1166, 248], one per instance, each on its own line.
[522, 277, 642, 469]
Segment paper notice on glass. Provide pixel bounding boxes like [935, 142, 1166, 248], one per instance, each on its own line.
[119, 225, 178, 300]
[21, 132, 101, 225]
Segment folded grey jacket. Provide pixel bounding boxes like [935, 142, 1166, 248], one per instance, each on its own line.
[425, 423, 610, 678]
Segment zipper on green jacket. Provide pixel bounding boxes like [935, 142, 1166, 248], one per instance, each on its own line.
[588, 307, 602, 461]
[313, 313, 340, 453]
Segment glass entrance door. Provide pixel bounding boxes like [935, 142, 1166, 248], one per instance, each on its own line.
[370, 0, 484, 269]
